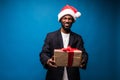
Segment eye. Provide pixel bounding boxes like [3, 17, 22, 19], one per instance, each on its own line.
[68, 18, 72, 20]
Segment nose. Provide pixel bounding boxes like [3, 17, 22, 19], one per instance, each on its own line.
[65, 19, 69, 22]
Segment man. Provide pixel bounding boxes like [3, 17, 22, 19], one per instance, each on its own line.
[40, 5, 88, 80]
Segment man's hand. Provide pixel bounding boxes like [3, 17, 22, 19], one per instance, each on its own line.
[47, 57, 57, 68]
[80, 59, 86, 68]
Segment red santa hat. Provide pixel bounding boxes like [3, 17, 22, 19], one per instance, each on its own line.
[58, 5, 81, 21]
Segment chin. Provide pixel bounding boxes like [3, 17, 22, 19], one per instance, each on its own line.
[64, 27, 70, 30]
[64, 26, 70, 28]
[64, 27, 70, 31]
[62, 25, 71, 30]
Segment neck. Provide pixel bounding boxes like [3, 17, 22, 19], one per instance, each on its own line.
[61, 27, 70, 34]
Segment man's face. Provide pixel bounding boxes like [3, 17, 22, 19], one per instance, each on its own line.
[60, 15, 74, 31]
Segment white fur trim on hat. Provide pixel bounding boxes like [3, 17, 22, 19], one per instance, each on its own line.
[75, 12, 81, 18]
[58, 10, 81, 22]
[58, 9, 76, 21]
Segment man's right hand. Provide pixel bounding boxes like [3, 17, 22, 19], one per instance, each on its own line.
[47, 58, 57, 68]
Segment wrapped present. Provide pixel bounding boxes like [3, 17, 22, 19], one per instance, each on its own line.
[54, 46, 82, 67]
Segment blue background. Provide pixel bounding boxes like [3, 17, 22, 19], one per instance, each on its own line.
[0, 0, 120, 80]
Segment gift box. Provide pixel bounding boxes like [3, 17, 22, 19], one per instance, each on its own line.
[54, 47, 82, 67]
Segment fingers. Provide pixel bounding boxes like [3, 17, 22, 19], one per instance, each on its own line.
[80, 63, 85, 68]
[80, 59, 86, 68]
[47, 58, 57, 68]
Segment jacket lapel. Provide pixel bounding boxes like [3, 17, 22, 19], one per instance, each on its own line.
[68, 32, 74, 47]
[56, 30, 64, 48]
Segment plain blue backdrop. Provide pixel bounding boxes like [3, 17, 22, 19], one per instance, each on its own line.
[0, 0, 120, 80]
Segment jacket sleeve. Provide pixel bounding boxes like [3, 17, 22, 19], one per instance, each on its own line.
[39, 33, 52, 69]
[76, 36, 88, 70]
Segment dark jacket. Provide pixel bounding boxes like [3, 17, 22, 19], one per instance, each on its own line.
[40, 29, 88, 80]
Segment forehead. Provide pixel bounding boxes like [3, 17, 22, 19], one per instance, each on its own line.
[63, 14, 73, 18]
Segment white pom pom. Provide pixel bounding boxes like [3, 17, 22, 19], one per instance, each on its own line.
[75, 12, 81, 18]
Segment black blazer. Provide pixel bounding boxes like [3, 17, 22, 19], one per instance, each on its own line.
[40, 29, 88, 80]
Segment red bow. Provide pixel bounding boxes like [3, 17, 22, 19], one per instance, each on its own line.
[62, 46, 78, 67]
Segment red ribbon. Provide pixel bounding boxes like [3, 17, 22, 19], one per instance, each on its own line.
[62, 46, 78, 67]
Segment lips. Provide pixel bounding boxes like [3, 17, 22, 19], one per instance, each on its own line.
[64, 23, 70, 26]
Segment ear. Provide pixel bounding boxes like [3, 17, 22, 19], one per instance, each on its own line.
[72, 19, 75, 23]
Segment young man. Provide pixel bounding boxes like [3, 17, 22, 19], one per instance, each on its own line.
[40, 5, 88, 80]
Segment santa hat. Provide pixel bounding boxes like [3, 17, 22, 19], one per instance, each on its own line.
[58, 5, 81, 21]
